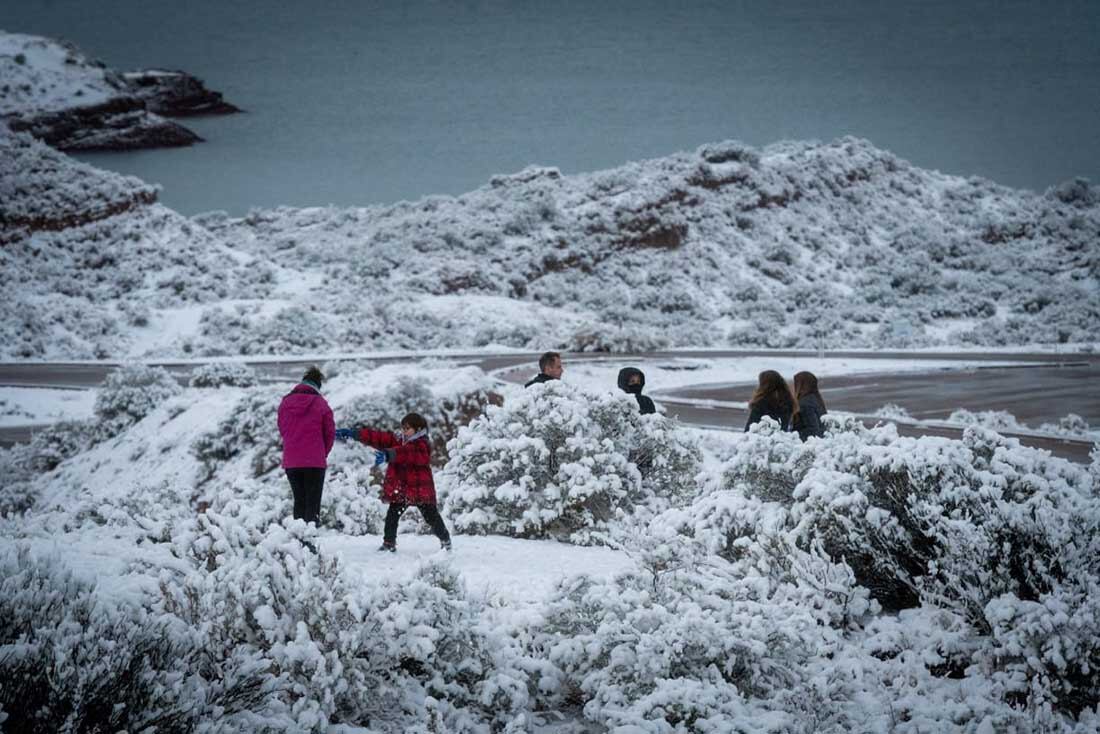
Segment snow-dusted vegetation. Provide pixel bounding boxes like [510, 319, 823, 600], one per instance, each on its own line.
[3, 119, 1099, 358]
[946, 409, 1097, 441]
[2, 363, 1099, 731]
[3, 26, 1100, 731]
[442, 381, 700, 543]
[0, 31, 125, 115]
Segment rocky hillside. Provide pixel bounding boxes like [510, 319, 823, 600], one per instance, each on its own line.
[0, 30, 236, 151]
[0, 128, 279, 359]
[3, 123, 1098, 359]
[201, 137, 1100, 353]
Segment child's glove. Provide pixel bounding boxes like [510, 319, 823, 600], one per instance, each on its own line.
[335, 428, 357, 441]
[372, 448, 395, 466]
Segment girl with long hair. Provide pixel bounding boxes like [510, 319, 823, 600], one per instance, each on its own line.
[744, 370, 797, 431]
[791, 371, 827, 440]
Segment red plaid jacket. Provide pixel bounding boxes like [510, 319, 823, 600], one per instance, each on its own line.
[357, 428, 436, 505]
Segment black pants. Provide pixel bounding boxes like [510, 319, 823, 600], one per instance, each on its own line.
[286, 467, 326, 524]
[383, 502, 450, 546]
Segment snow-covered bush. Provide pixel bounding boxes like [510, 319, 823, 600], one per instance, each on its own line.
[192, 385, 283, 481]
[0, 419, 100, 517]
[160, 513, 531, 731]
[198, 306, 334, 355]
[676, 421, 1100, 718]
[0, 545, 208, 732]
[188, 361, 260, 388]
[0, 453, 37, 518]
[875, 402, 912, 420]
[528, 531, 866, 731]
[203, 468, 385, 537]
[441, 381, 700, 543]
[319, 468, 387, 534]
[983, 581, 1100, 718]
[563, 323, 671, 353]
[1038, 413, 1093, 439]
[24, 419, 99, 472]
[93, 364, 182, 438]
[946, 408, 1026, 433]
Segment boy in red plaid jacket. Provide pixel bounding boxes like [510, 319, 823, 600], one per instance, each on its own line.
[335, 412, 451, 552]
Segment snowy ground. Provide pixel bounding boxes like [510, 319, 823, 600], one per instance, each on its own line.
[4, 353, 1098, 731]
[0, 386, 95, 427]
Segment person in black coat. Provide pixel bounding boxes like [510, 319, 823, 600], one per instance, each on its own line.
[791, 371, 827, 440]
[744, 370, 797, 431]
[617, 367, 656, 415]
[525, 351, 564, 387]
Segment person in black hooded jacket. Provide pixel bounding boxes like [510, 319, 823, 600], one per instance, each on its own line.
[617, 367, 656, 415]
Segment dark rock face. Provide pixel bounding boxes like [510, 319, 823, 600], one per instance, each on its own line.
[123, 70, 242, 116]
[4, 69, 238, 152]
[7, 96, 202, 151]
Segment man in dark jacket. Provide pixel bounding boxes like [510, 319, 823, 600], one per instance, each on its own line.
[617, 367, 656, 415]
[525, 351, 564, 387]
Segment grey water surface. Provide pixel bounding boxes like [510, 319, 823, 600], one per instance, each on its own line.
[5, 0, 1099, 215]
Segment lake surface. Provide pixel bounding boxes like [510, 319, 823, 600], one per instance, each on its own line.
[5, 0, 1099, 215]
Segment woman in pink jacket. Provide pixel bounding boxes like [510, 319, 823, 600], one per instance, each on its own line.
[277, 366, 335, 524]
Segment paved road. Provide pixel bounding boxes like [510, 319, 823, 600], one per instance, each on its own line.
[2, 351, 1096, 463]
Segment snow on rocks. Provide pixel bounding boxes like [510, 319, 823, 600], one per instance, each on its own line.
[1, 30, 235, 152]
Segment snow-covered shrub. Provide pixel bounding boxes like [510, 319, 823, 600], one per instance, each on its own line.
[563, 322, 671, 353]
[984, 581, 1100, 718]
[199, 306, 335, 355]
[204, 468, 386, 537]
[161, 513, 531, 731]
[528, 533, 862, 731]
[1091, 444, 1100, 488]
[719, 419, 810, 503]
[25, 419, 99, 471]
[189, 361, 260, 388]
[1038, 413, 1093, 439]
[1049, 177, 1098, 206]
[0, 419, 100, 517]
[875, 402, 912, 420]
[192, 385, 284, 481]
[682, 422, 1100, 717]
[0, 453, 37, 518]
[441, 382, 700, 543]
[93, 364, 182, 438]
[947, 408, 1026, 433]
[319, 467, 386, 534]
[0, 545, 208, 732]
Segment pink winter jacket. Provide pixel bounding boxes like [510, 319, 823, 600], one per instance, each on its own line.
[278, 383, 335, 468]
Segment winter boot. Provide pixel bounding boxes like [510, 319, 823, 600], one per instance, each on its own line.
[377, 542, 396, 553]
[441, 539, 452, 552]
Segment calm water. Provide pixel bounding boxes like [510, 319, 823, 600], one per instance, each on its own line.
[5, 0, 1099, 215]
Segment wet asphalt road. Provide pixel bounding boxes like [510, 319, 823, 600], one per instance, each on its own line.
[2, 351, 1096, 463]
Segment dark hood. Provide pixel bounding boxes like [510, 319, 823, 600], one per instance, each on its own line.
[617, 367, 646, 394]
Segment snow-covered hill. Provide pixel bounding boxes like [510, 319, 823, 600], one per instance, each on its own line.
[4, 124, 1098, 359]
